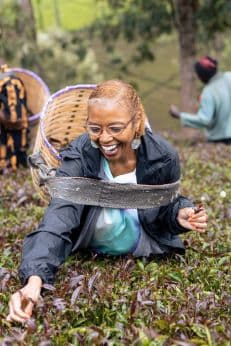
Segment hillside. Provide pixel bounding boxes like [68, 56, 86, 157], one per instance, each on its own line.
[0, 137, 230, 345]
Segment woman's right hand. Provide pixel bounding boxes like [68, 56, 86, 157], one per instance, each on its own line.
[7, 275, 42, 323]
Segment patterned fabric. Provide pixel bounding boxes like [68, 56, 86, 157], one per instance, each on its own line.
[90, 159, 141, 255]
[0, 74, 28, 170]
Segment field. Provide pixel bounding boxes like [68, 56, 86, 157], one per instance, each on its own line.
[31, 0, 182, 131]
[32, 0, 100, 31]
[0, 137, 230, 345]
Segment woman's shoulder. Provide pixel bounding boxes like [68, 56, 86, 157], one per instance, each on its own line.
[144, 129, 179, 160]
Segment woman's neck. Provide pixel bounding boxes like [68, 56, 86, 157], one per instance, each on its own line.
[108, 154, 137, 177]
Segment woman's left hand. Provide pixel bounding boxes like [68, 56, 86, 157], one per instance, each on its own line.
[177, 207, 208, 233]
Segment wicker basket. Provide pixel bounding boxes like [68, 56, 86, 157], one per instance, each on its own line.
[31, 84, 96, 202]
[11, 67, 50, 147]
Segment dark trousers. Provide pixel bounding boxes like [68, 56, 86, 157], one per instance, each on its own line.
[208, 138, 231, 145]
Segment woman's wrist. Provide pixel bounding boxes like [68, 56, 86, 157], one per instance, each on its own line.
[27, 275, 43, 288]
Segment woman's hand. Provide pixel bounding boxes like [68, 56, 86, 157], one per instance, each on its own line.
[177, 206, 208, 233]
[7, 275, 42, 323]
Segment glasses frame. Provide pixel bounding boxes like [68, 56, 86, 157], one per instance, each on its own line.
[86, 114, 136, 137]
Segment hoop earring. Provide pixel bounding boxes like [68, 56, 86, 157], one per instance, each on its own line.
[131, 135, 141, 150]
[90, 140, 99, 149]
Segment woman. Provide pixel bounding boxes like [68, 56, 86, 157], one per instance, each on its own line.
[7, 80, 207, 323]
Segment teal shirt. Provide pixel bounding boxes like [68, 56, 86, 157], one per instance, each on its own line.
[90, 160, 141, 255]
[180, 72, 231, 141]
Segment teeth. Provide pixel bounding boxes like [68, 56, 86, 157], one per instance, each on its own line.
[102, 145, 118, 152]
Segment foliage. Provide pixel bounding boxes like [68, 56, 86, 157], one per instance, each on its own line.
[31, 0, 101, 31]
[91, 0, 231, 71]
[197, 0, 231, 40]
[91, 0, 172, 66]
[34, 30, 103, 91]
[0, 0, 33, 62]
[0, 137, 230, 345]
[0, 1, 103, 92]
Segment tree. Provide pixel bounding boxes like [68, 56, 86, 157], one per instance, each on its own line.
[170, 0, 198, 111]
[92, 0, 231, 111]
[0, 1, 103, 91]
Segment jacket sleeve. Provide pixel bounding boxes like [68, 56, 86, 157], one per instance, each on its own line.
[180, 89, 215, 129]
[156, 151, 194, 235]
[19, 150, 85, 285]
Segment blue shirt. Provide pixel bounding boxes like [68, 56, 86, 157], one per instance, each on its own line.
[90, 159, 141, 255]
[180, 72, 231, 141]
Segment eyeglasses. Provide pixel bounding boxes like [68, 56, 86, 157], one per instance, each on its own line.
[86, 115, 136, 136]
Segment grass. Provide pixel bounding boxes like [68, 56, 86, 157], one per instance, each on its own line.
[0, 136, 230, 345]
[31, 0, 106, 31]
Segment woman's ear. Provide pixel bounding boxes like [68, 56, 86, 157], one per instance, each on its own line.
[134, 113, 142, 136]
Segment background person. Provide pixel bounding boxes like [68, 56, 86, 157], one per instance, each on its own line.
[0, 65, 29, 171]
[7, 80, 207, 323]
[169, 56, 231, 144]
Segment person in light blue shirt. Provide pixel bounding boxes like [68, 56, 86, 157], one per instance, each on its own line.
[169, 56, 231, 144]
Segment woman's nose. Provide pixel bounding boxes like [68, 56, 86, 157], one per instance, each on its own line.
[99, 128, 113, 143]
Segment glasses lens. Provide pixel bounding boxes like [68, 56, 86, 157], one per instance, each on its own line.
[87, 125, 101, 135]
[107, 125, 125, 134]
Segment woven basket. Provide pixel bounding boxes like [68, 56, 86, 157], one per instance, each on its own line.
[31, 84, 96, 202]
[11, 67, 50, 147]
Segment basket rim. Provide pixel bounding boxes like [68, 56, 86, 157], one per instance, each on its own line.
[40, 84, 96, 161]
[11, 67, 50, 122]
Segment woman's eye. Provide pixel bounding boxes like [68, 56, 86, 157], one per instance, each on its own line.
[109, 127, 123, 133]
[89, 127, 101, 133]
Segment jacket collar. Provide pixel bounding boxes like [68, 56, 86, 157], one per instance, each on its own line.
[136, 129, 170, 183]
[82, 129, 170, 182]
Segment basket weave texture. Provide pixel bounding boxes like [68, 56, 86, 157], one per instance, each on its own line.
[31, 84, 96, 202]
[11, 68, 50, 123]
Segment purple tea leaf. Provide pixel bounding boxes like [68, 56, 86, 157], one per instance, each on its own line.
[42, 283, 56, 291]
[53, 298, 66, 311]
[39, 341, 52, 346]
[1, 273, 11, 291]
[141, 300, 154, 306]
[25, 318, 37, 332]
[69, 275, 85, 288]
[88, 272, 101, 293]
[137, 290, 143, 302]
[71, 286, 83, 305]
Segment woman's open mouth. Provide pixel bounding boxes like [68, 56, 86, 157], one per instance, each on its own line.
[100, 144, 119, 157]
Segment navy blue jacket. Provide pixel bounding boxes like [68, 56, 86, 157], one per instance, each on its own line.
[19, 129, 193, 284]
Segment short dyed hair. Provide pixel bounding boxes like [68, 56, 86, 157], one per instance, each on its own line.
[88, 80, 147, 136]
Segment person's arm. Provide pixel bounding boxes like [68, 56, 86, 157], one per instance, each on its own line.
[8, 144, 85, 322]
[155, 151, 207, 235]
[180, 89, 215, 129]
[155, 151, 195, 235]
[18, 197, 84, 285]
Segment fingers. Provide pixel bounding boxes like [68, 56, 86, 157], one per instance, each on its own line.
[24, 300, 34, 317]
[189, 210, 207, 220]
[8, 301, 29, 323]
[189, 214, 207, 223]
[7, 291, 34, 324]
[189, 221, 207, 232]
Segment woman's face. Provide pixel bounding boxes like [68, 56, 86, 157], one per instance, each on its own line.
[87, 99, 139, 162]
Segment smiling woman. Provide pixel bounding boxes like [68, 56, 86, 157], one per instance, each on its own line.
[7, 79, 208, 323]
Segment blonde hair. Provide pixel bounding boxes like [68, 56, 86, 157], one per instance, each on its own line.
[88, 80, 147, 136]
